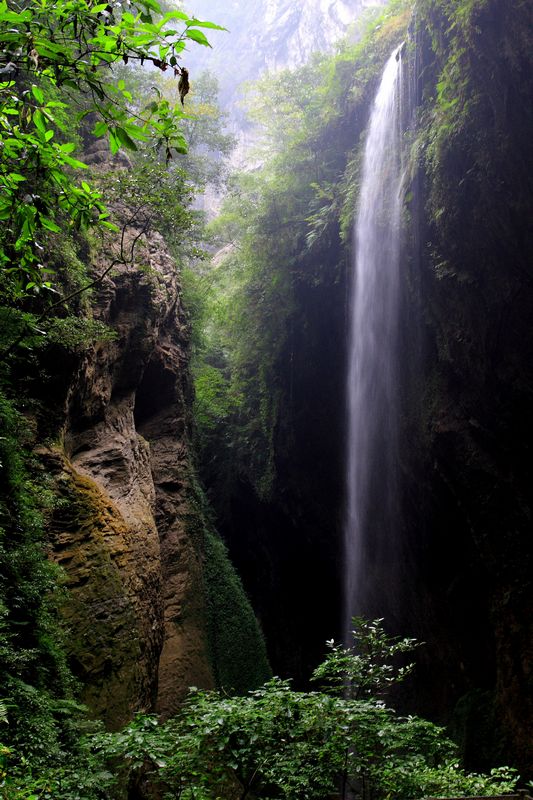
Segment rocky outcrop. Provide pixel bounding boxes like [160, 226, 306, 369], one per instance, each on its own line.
[46, 449, 162, 727]
[132, 301, 215, 718]
[42, 227, 236, 725]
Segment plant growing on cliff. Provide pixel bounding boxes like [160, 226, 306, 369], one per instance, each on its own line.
[0, 391, 97, 796]
[189, 1, 414, 509]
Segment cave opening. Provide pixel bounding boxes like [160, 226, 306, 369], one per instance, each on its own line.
[134, 357, 177, 430]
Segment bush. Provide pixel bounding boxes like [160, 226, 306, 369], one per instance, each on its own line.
[94, 619, 518, 800]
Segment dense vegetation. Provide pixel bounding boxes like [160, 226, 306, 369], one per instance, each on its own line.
[191, 0, 411, 500]
[0, 0, 531, 795]
[403, 0, 533, 775]
[187, 1, 414, 679]
[0, 0, 242, 792]
[1, 619, 519, 799]
[187, 0, 532, 780]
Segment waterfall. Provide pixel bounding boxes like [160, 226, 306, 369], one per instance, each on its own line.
[344, 45, 405, 642]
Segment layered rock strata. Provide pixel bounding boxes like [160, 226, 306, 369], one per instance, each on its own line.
[47, 230, 214, 725]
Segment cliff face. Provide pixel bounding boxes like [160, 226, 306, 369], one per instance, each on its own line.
[183, 0, 386, 172]
[42, 225, 268, 726]
[185, 0, 374, 101]
[193, 10, 411, 684]
[43, 231, 211, 725]
[196, 0, 533, 773]
[397, 0, 533, 774]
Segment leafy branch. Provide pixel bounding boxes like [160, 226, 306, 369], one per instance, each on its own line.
[0, 0, 225, 299]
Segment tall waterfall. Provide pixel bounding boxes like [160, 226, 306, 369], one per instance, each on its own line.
[344, 46, 405, 641]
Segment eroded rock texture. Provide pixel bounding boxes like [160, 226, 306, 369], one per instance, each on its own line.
[47, 231, 214, 726]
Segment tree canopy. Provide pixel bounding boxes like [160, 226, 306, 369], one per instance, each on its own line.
[0, 0, 224, 300]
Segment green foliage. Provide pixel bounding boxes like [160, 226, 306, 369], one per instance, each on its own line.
[92, 619, 518, 800]
[0, 307, 116, 355]
[0, 391, 94, 789]
[96, 155, 202, 259]
[185, 471, 271, 694]
[203, 529, 271, 694]
[0, 4, 240, 792]
[1, 620, 518, 799]
[189, 1, 413, 504]
[0, 0, 223, 298]
[0, 719, 115, 800]
[414, 0, 533, 276]
[164, 69, 236, 189]
[193, 363, 234, 433]
[311, 617, 420, 698]
[41, 317, 117, 350]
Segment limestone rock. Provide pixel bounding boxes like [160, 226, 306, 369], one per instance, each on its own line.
[48, 229, 214, 725]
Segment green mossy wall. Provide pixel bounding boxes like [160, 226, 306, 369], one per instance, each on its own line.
[185, 471, 271, 693]
[398, 0, 533, 775]
[47, 451, 149, 729]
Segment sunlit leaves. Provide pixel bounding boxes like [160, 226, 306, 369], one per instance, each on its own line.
[187, 19, 227, 31]
[311, 617, 420, 699]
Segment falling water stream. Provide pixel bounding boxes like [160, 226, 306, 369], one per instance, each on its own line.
[344, 45, 405, 642]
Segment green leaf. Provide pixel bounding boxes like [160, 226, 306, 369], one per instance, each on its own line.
[33, 108, 47, 135]
[109, 129, 120, 155]
[0, 8, 31, 22]
[161, 10, 190, 22]
[31, 85, 45, 104]
[40, 217, 61, 232]
[185, 28, 211, 47]
[115, 126, 138, 151]
[188, 19, 227, 31]
[92, 120, 108, 137]
[61, 154, 88, 169]
[101, 220, 120, 232]
[173, 136, 188, 154]
[121, 122, 149, 141]
[140, 0, 161, 12]
[126, 31, 155, 45]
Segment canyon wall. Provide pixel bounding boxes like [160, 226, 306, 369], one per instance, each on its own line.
[43, 226, 269, 727]
[399, 0, 533, 775]
[192, 0, 533, 776]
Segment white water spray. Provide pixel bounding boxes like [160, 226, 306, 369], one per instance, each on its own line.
[344, 46, 405, 641]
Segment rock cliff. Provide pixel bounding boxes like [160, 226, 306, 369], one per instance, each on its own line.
[397, 0, 533, 774]
[43, 223, 268, 726]
[189, 0, 533, 774]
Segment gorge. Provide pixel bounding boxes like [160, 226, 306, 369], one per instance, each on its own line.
[0, 0, 532, 796]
